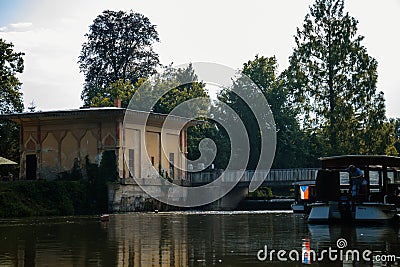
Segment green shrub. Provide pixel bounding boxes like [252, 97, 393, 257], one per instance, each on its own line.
[247, 187, 274, 198]
[0, 180, 96, 218]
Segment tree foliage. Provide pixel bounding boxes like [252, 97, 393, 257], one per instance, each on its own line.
[393, 118, 400, 156]
[0, 38, 24, 176]
[126, 64, 210, 113]
[79, 10, 160, 107]
[89, 79, 137, 108]
[152, 64, 209, 114]
[217, 56, 305, 168]
[135, 64, 216, 167]
[186, 120, 231, 170]
[0, 38, 24, 114]
[284, 0, 393, 155]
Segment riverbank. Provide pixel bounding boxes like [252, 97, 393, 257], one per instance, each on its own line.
[0, 180, 294, 218]
[0, 180, 104, 218]
[237, 197, 294, 210]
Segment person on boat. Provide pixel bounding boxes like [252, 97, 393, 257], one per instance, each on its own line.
[345, 165, 368, 198]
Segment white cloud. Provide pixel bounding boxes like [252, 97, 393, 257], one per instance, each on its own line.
[9, 22, 32, 29]
[0, 23, 86, 110]
[0, 22, 33, 32]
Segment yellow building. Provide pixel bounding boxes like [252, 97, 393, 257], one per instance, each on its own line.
[1, 107, 191, 183]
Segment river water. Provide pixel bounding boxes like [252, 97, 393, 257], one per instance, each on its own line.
[0, 211, 399, 266]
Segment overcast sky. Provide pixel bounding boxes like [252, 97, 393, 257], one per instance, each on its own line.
[0, 0, 399, 118]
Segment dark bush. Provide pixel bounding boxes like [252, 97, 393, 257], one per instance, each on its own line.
[0, 180, 95, 218]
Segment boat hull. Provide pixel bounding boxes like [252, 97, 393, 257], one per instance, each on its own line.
[292, 203, 312, 213]
[308, 202, 398, 224]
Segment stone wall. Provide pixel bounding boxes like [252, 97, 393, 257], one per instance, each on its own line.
[108, 181, 163, 212]
[108, 179, 250, 212]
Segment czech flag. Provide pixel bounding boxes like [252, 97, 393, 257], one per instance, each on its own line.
[300, 186, 309, 200]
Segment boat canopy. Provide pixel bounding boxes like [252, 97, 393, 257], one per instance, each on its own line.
[292, 180, 316, 186]
[318, 155, 400, 197]
[319, 155, 400, 169]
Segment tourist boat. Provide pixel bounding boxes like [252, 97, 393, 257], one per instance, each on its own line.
[308, 155, 400, 224]
[291, 180, 316, 213]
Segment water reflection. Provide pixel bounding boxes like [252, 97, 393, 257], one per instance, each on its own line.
[308, 224, 400, 247]
[0, 212, 399, 266]
[308, 224, 400, 266]
[109, 213, 189, 266]
[0, 217, 117, 266]
[107, 211, 309, 266]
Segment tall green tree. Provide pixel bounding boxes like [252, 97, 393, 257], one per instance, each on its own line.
[0, 38, 24, 114]
[127, 64, 210, 113]
[0, 38, 24, 175]
[284, 0, 390, 155]
[242, 56, 306, 168]
[218, 56, 304, 169]
[136, 64, 217, 167]
[152, 64, 209, 114]
[79, 10, 160, 107]
[394, 118, 400, 156]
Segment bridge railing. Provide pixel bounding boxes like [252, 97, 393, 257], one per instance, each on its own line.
[189, 168, 318, 184]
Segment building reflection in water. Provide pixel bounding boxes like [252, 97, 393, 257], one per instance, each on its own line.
[107, 211, 309, 266]
[108, 213, 189, 267]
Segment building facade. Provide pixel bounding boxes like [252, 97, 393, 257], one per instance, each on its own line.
[1, 107, 191, 183]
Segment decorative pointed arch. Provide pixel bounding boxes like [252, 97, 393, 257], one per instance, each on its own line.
[25, 136, 37, 151]
[104, 133, 116, 147]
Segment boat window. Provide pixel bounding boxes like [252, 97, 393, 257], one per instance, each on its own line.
[369, 171, 380, 185]
[396, 171, 400, 184]
[340, 172, 349, 185]
[388, 171, 395, 184]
